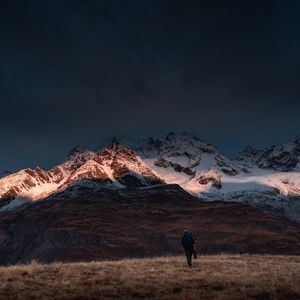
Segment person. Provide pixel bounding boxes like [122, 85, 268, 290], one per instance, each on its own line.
[181, 229, 195, 267]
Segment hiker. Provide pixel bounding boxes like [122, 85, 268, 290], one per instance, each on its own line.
[181, 229, 196, 267]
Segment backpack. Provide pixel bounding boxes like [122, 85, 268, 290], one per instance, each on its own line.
[182, 232, 193, 248]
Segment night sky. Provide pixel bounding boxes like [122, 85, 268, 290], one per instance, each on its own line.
[1, 0, 300, 171]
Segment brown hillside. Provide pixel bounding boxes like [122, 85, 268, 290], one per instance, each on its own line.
[0, 183, 299, 264]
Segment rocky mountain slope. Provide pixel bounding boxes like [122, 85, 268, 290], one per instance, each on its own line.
[0, 184, 299, 265]
[0, 142, 163, 212]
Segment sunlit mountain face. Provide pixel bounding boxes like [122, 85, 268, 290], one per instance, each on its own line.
[0, 141, 163, 208]
[0, 132, 300, 223]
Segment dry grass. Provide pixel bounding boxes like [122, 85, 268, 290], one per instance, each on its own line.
[0, 255, 299, 299]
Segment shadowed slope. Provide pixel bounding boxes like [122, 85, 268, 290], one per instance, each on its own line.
[0, 183, 299, 265]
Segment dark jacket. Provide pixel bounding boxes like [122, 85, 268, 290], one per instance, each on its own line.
[181, 232, 194, 250]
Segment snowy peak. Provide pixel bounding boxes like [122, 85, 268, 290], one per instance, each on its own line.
[0, 166, 55, 204]
[53, 142, 164, 194]
[58, 141, 164, 191]
[60, 159, 115, 190]
[236, 135, 300, 171]
[157, 132, 236, 174]
[139, 132, 238, 178]
[95, 142, 164, 187]
[50, 148, 96, 181]
[47, 146, 98, 185]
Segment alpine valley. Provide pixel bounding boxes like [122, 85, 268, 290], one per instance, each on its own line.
[0, 132, 300, 264]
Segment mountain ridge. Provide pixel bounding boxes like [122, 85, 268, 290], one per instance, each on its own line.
[0, 132, 300, 223]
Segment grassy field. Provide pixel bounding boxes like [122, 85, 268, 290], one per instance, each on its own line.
[0, 255, 299, 300]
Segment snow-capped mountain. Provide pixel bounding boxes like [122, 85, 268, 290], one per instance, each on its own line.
[0, 146, 97, 210]
[236, 135, 300, 171]
[60, 141, 163, 190]
[104, 133, 300, 222]
[0, 167, 56, 202]
[117, 132, 239, 193]
[0, 141, 163, 211]
[0, 132, 299, 223]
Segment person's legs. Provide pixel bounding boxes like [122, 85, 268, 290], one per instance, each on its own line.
[184, 249, 193, 266]
[188, 249, 193, 266]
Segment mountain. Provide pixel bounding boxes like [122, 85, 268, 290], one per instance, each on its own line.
[57, 142, 163, 191]
[0, 132, 300, 223]
[0, 184, 299, 265]
[0, 142, 163, 212]
[107, 133, 300, 223]
[0, 147, 96, 211]
[117, 132, 239, 192]
[236, 135, 300, 172]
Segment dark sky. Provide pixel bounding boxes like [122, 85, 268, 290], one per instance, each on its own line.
[1, 0, 300, 171]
